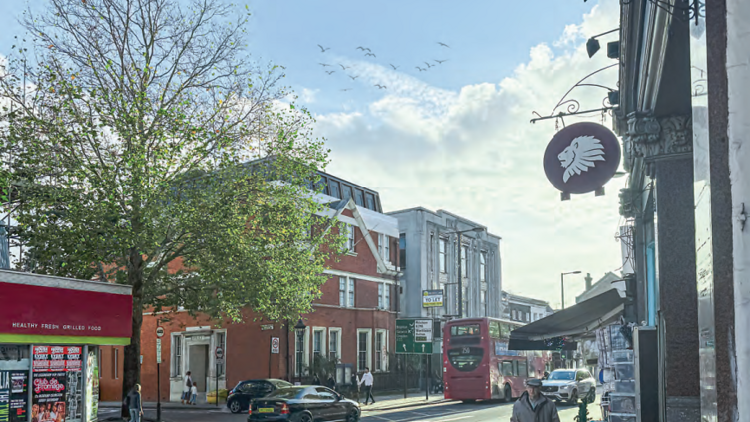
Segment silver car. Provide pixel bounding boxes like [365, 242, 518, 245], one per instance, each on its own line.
[540, 369, 596, 404]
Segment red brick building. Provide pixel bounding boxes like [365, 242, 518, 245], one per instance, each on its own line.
[99, 172, 402, 403]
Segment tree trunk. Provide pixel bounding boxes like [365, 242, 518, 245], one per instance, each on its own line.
[121, 252, 145, 417]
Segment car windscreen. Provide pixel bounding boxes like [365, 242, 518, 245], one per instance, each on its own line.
[271, 380, 293, 389]
[548, 371, 575, 381]
[447, 347, 484, 372]
[450, 324, 481, 336]
[265, 387, 304, 399]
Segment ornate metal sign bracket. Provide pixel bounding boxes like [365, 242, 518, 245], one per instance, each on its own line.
[530, 63, 618, 127]
[621, 0, 705, 26]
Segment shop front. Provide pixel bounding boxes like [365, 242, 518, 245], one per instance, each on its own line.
[0, 269, 132, 422]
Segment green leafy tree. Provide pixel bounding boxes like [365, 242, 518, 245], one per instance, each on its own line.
[0, 0, 345, 410]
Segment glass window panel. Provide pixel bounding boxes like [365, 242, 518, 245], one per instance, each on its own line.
[365, 193, 376, 210]
[329, 181, 341, 198]
[354, 190, 364, 206]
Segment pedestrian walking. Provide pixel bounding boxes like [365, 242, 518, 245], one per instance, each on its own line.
[126, 384, 143, 422]
[189, 382, 198, 405]
[350, 373, 360, 402]
[312, 374, 321, 386]
[181, 371, 193, 404]
[327, 374, 337, 391]
[358, 368, 375, 405]
[510, 379, 560, 422]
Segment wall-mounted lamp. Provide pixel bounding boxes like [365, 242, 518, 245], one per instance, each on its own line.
[586, 28, 620, 58]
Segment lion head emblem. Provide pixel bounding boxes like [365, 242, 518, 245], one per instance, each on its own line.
[558, 135, 606, 183]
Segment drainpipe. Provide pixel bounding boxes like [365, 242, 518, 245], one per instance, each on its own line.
[285, 321, 290, 382]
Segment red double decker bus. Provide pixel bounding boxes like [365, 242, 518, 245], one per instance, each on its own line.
[443, 317, 549, 402]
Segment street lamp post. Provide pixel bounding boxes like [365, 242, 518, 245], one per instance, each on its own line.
[294, 319, 306, 384]
[560, 271, 582, 309]
[445, 227, 485, 318]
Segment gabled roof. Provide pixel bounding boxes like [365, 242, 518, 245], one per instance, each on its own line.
[325, 198, 400, 277]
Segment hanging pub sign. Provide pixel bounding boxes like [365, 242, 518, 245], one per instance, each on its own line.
[543, 122, 621, 196]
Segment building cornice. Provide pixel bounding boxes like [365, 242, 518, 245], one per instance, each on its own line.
[623, 113, 693, 171]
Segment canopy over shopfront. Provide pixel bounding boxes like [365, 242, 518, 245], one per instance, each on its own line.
[509, 289, 625, 351]
[0, 269, 132, 422]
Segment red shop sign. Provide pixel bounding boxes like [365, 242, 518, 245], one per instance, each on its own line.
[0, 282, 132, 339]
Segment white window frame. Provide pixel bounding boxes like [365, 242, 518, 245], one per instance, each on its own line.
[439, 238, 447, 273]
[294, 327, 311, 376]
[328, 328, 342, 362]
[480, 252, 487, 282]
[375, 329, 388, 372]
[113, 348, 119, 379]
[339, 277, 347, 307]
[171, 333, 182, 377]
[357, 329, 372, 372]
[461, 245, 468, 278]
[384, 235, 390, 262]
[312, 327, 327, 362]
[377, 283, 390, 310]
[378, 233, 385, 259]
[346, 225, 355, 252]
[340, 277, 356, 308]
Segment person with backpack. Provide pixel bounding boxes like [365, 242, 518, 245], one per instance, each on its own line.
[126, 384, 143, 422]
[181, 371, 193, 405]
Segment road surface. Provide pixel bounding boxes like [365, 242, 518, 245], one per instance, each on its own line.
[98, 399, 601, 422]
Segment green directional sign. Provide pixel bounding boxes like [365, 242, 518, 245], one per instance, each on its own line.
[396, 319, 433, 354]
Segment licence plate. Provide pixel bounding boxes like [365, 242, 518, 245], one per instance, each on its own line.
[259, 408, 275, 413]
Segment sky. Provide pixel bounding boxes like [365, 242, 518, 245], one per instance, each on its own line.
[0, 0, 626, 309]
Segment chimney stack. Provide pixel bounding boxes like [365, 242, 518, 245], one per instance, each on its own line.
[585, 273, 593, 291]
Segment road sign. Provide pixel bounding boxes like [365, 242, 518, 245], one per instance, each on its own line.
[215, 346, 225, 365]
[156, 339, 162, 363]
[422, 290, 444, 308]
[271, 337, 280, 354]
[396, 319, 433, 354]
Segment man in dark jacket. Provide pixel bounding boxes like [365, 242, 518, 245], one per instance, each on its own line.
[511, 379, 560, 422]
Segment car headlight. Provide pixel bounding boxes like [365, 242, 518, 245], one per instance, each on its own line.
[560, 384, 571, 390]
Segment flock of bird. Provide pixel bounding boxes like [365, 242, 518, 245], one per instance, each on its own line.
[315, 42, 451, 92]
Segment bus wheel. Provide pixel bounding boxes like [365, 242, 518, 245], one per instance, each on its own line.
[503, 385, 512, 402]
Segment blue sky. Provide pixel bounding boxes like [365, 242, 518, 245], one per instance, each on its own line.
[0, 0, 627, 308]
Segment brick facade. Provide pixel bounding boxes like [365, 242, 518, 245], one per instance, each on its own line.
[99, 195, 401, 402]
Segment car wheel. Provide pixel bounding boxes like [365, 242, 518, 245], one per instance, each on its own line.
[228, 400, 242, 414]
[346, 410, 360, 422]
[503, 385, 512, 403]
[567, 390, 578, 405]
[296, 412, 313, 422]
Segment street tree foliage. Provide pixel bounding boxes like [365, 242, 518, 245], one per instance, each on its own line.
[0, 0, 346, 404]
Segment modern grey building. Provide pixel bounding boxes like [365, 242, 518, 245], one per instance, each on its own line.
[387, 207, 502, 320]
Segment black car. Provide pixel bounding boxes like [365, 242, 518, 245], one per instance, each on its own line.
[248, 386, 360, 422]
[228, 379, 293, 413]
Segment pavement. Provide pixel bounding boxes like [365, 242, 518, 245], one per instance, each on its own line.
[98, 395, 604, 422]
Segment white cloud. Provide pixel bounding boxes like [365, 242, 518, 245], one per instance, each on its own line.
[313, 0, 626, 308]
[300, 88, 319, 104]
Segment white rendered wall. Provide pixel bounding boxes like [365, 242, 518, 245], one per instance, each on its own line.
[727, 0, 750, 419]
